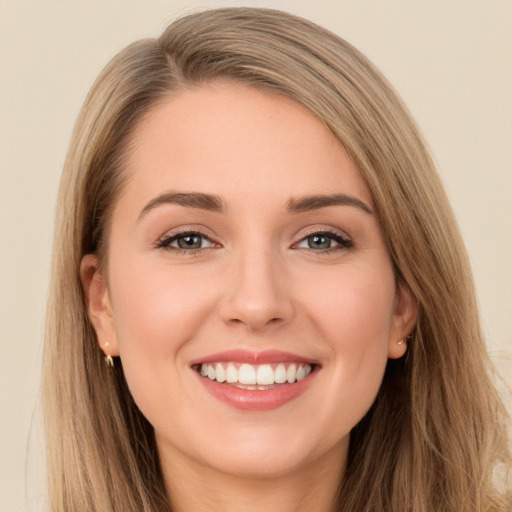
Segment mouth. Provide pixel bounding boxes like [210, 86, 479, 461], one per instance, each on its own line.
[193, 361, 314, 390]
[190, 350, 320, 410]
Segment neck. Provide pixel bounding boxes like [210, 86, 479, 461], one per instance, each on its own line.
[159, 440, 346, 512]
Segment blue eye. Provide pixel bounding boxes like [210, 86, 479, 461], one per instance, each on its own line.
[157, 231, 216, 251]
[295, 231, 352, 252]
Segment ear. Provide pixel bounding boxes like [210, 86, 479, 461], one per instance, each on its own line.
[388, 282, 418, 359]
[80, 254, 120, 357]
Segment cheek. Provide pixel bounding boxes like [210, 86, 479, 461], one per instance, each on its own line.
[302, 261, 396, 343]
[299, 262, 395, 423]
[107, 259, 219, 404]
[110, 259, 215, 349]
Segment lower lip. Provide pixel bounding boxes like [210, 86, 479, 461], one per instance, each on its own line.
[196, 370, 317, 411]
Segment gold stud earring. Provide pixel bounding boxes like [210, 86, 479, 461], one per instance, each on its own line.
[398, 335, 413, 346]
[104, 342, 114, 368]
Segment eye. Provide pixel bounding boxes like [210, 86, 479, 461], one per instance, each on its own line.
[157, 231, 217, 252]
[295, 231, 353, 252]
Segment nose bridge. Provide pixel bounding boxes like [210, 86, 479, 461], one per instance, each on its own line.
[220, 239, 293, 331]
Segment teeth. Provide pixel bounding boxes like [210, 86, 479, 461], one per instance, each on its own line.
[239, 364, 256, 385]
[256, 364, 274, 385]
[198, 362, 312, 386]
[215, 363, 226, 383]
[226, 363, 238, 383]
[274, 363, 287, 384]
[286, 364, 297, 383]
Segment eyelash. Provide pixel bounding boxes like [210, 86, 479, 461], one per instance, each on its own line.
[294, 230, 354, 254]
[156, 230, 218, 255]
[156, 229, 353, 255]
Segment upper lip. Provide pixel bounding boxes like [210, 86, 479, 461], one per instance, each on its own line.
[190, 349, 320, 366]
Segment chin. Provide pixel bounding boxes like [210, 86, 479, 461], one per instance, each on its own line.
[160, 417, 348, 482]
[203, 443, 319, 480]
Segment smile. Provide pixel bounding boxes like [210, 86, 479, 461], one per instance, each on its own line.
[191, 350, 319, 410]
[198, 362, 312, 389]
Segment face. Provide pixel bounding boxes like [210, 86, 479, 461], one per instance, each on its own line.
[83, 82, 416, 481]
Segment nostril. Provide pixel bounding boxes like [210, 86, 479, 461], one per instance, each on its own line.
[226, 316, 285, 330]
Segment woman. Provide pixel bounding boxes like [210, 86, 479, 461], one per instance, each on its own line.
[42, 7, 511, 511]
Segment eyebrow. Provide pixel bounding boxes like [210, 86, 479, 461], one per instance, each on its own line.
[286, 194, 373, 215]
[138, 192, 225, 220]
[138, 190, 373, 221]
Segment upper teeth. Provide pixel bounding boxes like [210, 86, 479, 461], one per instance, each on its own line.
[199, 362, 312, 385]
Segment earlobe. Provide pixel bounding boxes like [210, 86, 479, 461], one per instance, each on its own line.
[80, 254, 120, 357]
[388, 283, 418, 360]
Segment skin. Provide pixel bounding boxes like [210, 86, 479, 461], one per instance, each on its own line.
[82, 82, 417, 512]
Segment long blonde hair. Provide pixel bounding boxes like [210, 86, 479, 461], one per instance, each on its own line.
[43, 7, 511, 511]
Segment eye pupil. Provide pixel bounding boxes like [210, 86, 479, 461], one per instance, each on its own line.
[178, 234, 202, 249]
[308, 235, 331, 249]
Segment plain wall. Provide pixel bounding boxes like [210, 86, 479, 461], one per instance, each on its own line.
[1, 1, 511, 510]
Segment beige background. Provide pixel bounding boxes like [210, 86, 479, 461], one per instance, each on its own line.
[1, 1, 511, 510]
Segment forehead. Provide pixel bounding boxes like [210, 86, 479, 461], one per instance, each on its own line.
[120, 81, 373, 212]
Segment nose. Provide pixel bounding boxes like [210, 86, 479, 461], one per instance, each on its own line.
[219, 247, 294, 332]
